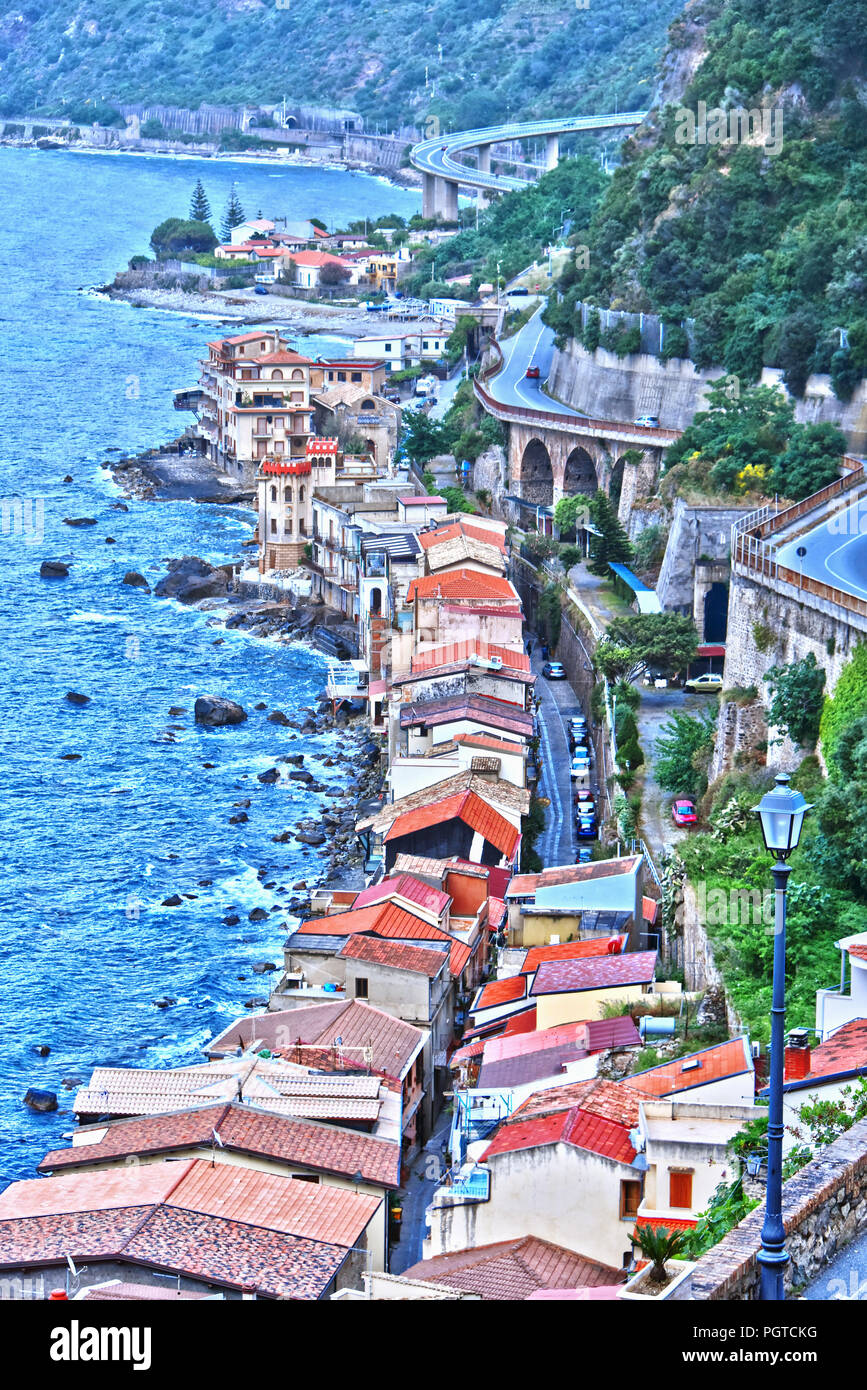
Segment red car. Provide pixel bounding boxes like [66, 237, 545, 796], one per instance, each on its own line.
[525, 365, 540, 379]
[672, 799, 697, 827]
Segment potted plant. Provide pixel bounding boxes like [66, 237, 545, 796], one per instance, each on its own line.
[619, 1224, 697, 1301]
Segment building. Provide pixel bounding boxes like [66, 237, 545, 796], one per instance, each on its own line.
[815, 930, 867, 1040]
[626, 1037, 756, 1107]
[0, 1159, 382, 1300]
[504, 858, 646, 949]
[528, 951, 658, 1030]
[402, 1235, 624, 1300]
[353, 327, 451, 373]
[38, 1101, 399, 1270]
[771, 1020, 867, 1151]
[283, 250, 360, 289]
[633, 1100, 757, 1237]
[358, 772, 527, 874]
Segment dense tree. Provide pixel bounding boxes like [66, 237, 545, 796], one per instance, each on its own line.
[189, 179, 212, 223]
[771, 422, 846, 500]
[586, 491, 633, 575]
[765, 653, 826, 748]
[220, 184, 246, 243]
[604, 611, 699, 680]
[654, 710, 716, 799]
[149, 217, 217, 257]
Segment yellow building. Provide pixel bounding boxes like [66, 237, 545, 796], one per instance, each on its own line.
[529, 950, 657, 1030]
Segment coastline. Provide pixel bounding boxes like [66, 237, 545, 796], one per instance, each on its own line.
[88, 282, 405, 333]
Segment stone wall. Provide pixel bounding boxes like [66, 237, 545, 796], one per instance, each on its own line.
[678, 882, 745, 1037]
[655, 498, 752, 614]
[472, 445, 509, 521]
[707, 697, 769, 785]
[547, 340, 867, 451]
[691, 1116, 867, 1299]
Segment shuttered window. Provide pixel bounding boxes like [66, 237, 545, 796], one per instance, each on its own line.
[669, 1171, 693, 1209]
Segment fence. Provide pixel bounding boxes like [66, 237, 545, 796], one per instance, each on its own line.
[571, 299, 696, 359]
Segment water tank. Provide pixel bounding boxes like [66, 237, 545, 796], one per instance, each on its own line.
[638, 1015, 677, 1039]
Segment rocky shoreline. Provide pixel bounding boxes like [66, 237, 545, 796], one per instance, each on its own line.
[152, 555, 384, 894]
[93, 277, 390, 332]
[102, 441, 256, 504]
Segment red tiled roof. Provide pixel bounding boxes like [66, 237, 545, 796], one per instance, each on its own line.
[453, 733, 526, 757]
[402, 1236, 622, 1300]
[520, 937, 627, 974]
[418, 522, 507, 554]
[208, 1000, 424, 1082]
[384, 791, 520, 860]
[290, 251, 353, 267]
[847, 944, 867, 962]
[411, 641, 530, 674]
[487, 898, 507, 931]
[39, 1102, 399, 1188]
[338, 934, 447, 978]
[449, 1037, 488, 1066]
[399, 494, 445, 505]
[530, 952, 657, 996]
[256, 349, 313, 364]
[502, 1007, 537, 1036]
[407, 569, 518, 604]
[481, 1079, 644, 1165]
[636, 1215, 698, 1235]
[353, 873, 450, 917]
[628, 1038, 752, 1097]
[471, 975, 528, 1013]
[795, 1018, 867, 1085]
[294, 903, 470, 979]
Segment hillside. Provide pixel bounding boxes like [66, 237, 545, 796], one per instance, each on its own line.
[0, 0, 683, 131]
[544, 0, 867, 400]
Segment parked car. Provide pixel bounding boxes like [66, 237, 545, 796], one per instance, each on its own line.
[525, 365, 541, 379]
[508, 286, 529, 296]
[576, 845, 593, 864]
[570, 756, 591, 779]
[254, 285, 269, 296]
[576, 814, 597, 839]
[672, 799, 698, 827]
[542, 661, 567, 680]
[684, 672, 724, 693]
[634, 415, 660, 427]
[572, 742, 592, 762]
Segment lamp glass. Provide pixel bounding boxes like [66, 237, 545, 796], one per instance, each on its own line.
[753, 774, 811, 858]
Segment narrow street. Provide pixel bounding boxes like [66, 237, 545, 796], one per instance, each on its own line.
[635, 686, 711, 852]
[388, 1108, 453, 1275]
[530, 650, 587, 868]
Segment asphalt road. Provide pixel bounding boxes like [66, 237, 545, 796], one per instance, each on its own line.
[635, 686, 715, 854]
[490, 305, 586, 418]
[531, 652, 601, 868]
[804, 1226, 867, 1300]
[777, 496, 867, 602]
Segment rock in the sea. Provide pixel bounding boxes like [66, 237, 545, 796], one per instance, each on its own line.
[267, 710, 293, 726]
[271, 830, 292, 843]
[63, 517, 97, 527]
[254, 701, 267, 711]
[243, 999, 262, 1010]
[296, 831, 327, 847]
[248, 907, 269, 922]
[288, 769, 314, 784]
[285, 753, 305, 766]
[229, 812, 248, 824]
[123, 571, 151, 591]
[66, 691, 90, 706]
[40, 560, 69, 578]
[105, 536, 116, 544]
[33, 1044, 51, 1057]
[251, 961, 277, 974]
[111, 501, 129, 511]
[154, 556, 229, 605]
[153, 997, 177, 1010]
[24, 1088, 58, 1112]
[61, 1076, 82, 1090]
[60, 753, 82, 761]
[292, 881, 307, 891]
[169, 706, 187, 716]
[162, 894, 183, 907]
[62, 474, 73, 483]
[223, 914, 241, 926]
[257, 768, 280, 784]
[194, 696, 247, 727]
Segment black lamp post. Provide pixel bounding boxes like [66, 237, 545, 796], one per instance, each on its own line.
[752, 772, 812, 1301]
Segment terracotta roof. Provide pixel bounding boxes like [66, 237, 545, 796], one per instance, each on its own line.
[359, 770, 529, 832]
[384, 790, 520, 860]
[411, 641, 530, 675]
[290, 251, 353, 267]
[353, 873, 450, 917]
[407, 568, 518, 604]
[530, 951, 657, 996]
[520, 937, 627, 974]
[454, 732, 526, 757]
[418, 522, 507, 554]
[628, 1038, 753, 1097]
[636, 1215, 698, 1235]
[507, 858, 642, 896]
[338, 934, 448, 978]
[0, 1160, 380, 1299]
[481, 1079, 644, 1165]
[847, 943, 867, 962]
[402, 1236, 622, 1300]
[40, 1102, 400, 1188]
[294, 902, 471, 977]
[488, 898, 507, 931]
[471, 974, 528, 1013]
[78, 1281, 209, 1301]
[399, 694, 534, 739]
[423, 535, 507, 574]
[399, 494, 446, 505]
[208, 1000, 424, 1081]
[502, 1007, 538, 1036]
[449, 1038, 488, 1066]
[787, 1018, 867, 1087]
[255, 349, 313, 364]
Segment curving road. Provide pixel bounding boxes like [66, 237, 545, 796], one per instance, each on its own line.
[411, 112, 648, 206]
[776, 493, 867, 602]
[490, 304, 586, 418]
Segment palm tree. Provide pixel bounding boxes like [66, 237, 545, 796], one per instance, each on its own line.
[631, 1223, 686, 1284]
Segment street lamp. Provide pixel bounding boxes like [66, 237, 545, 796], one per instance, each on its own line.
[752, 772, 812, 1301]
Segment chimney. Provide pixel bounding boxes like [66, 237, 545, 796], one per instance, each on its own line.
[784, 1027, 811, 1081]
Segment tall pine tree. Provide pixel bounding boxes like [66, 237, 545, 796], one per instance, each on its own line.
[220, 183, 246, 243]
[189, 178, 211, 224]
[587, 490, 634, 576]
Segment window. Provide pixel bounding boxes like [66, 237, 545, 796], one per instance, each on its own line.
[354, 976, 368, 999]
[291, 1173, 320, 1183]
[351, 372, 362, 383]
[271, 369, 283, 380]
[414, 1054, 424, 1085]
[669, 1171, 693, 1209]
[270, 486, 277, 502]
[338, 371, 346, 382]
[384, 344, 392, 352]
[620, 1180, 641, 1221]
[270, 518, 277, 534]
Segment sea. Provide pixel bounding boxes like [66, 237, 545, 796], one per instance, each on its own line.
[0, 146, 419, 1182]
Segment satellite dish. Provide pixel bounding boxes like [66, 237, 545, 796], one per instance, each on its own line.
[796, 546, 807, 557]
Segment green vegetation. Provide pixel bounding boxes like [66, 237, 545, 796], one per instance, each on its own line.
[537, 584, 562, 652]
[220, 184, 246, 243]
[596, 612, 699, 684]
[654, 710, 717, 800]
[632, 523, 667, 574]
[631, 1224, 687, 1283]
[820, 644, 867, 773]
[0, 1, 680, 132]
[149, 218, 217, 257]
[521, 795, 547, 875]
[680, 1177, 759, 1260]
[544, 0, 867, 402]
[189, 179, 211, 224]
[587, 491, 633, 575]
[662, 382, 846, 500]
[765, 653, 826, 749]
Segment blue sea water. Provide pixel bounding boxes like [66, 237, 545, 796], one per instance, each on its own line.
[0, 147, 418, 1182]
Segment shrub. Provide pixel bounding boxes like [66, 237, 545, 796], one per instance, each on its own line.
[766, 652, 826, 748]
[820, 644, 867, 774]
[559, 544, 582, 569]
